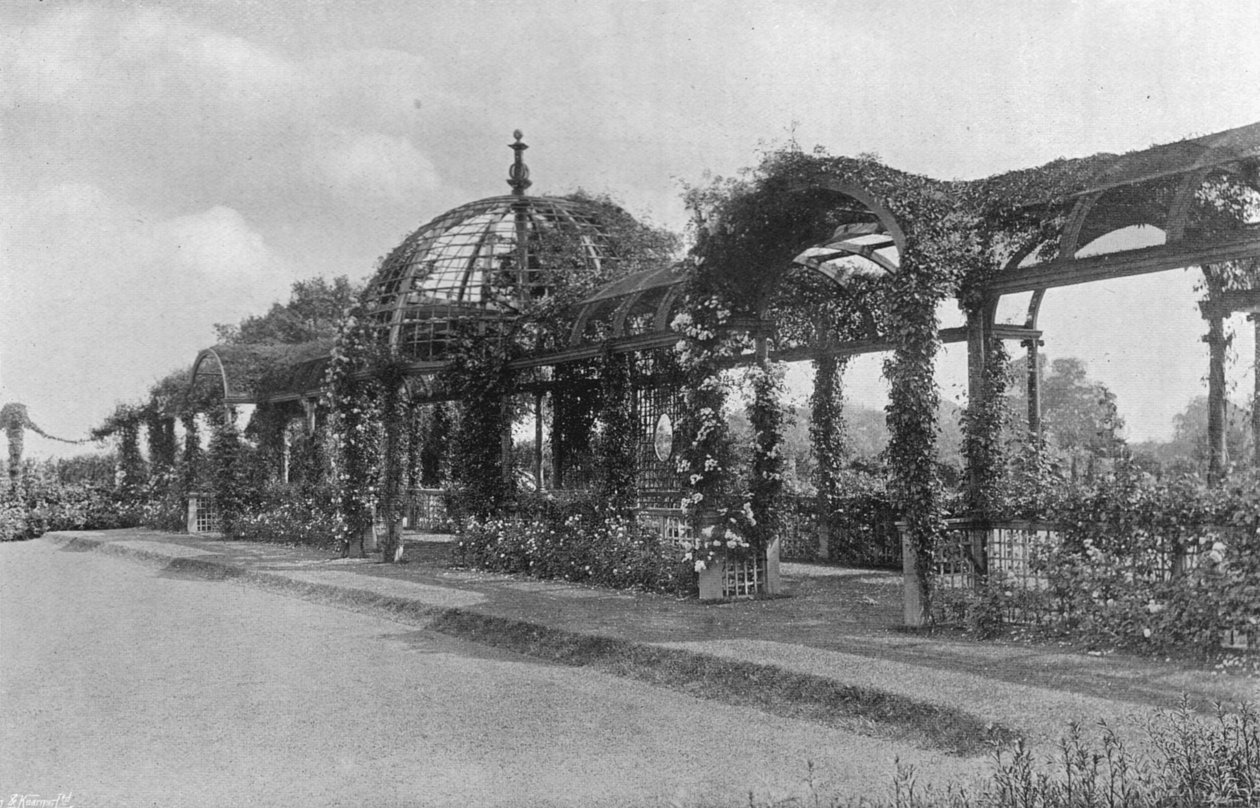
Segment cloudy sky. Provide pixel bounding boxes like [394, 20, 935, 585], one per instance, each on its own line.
[2, 0, 1259, 458]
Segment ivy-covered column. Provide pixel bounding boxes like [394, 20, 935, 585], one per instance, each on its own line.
[117, 415, 147, 504]
[810, 352, 848, 559]
[377, 372, 407, 563]
[207, 407, 245, 538]
[1200, 283, 1230, 487]
[886, 257, 947, 627]
[961, 304, 1009, 522]
[447, 351, 512, 521]
[1252, 314, 1260, 468]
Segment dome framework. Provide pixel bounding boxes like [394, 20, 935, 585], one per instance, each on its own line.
[362, 133, 624, 361]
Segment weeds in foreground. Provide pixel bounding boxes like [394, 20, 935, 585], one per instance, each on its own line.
[738, 698, 1258, 807]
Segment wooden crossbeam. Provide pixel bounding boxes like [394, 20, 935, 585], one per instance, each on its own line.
[987, 224, 1260, 296]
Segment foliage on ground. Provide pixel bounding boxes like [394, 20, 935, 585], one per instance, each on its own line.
[739, 698, 1258, 807]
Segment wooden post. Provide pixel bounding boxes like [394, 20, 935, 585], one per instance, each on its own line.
[964, 309, 990, 509]
[1252, 314, 1260, 469]
[551, 387, 564, 490]
[501, 397, 514, 487]
[1204, 311, 1229, 486]
[533, 391, 544, 491]
[1024, 337, 1042, 437]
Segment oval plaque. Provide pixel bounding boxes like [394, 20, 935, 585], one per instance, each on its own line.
[653, 413, 674, 462]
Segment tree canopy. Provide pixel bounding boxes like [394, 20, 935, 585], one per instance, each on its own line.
[214, 276, 362, 346]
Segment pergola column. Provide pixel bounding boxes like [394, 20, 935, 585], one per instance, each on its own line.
[964, 306, 992, 509]
[533, 391, 545, 491]
[501, 397, 514, 486]
[1252, 313, 1260, 467]
[1201, 299, 1230, 487]
[1206, 315, 1228, 485]
[1023, 337, 1042, 437]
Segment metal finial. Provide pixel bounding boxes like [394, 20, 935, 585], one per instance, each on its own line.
[508, 130, 531, 196]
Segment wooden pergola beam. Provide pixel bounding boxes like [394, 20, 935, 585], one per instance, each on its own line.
[987, 224, 1260, 296]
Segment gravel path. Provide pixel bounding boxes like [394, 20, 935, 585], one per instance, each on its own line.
[1, 540, 986, 807]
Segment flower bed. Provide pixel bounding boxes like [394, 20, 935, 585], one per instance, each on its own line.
[452, 492, 689, 593]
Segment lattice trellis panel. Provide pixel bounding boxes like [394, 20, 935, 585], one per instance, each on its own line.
[634, 384, 684, 494]
[189, 494, 221, 534]
[722, 553, 766, 599]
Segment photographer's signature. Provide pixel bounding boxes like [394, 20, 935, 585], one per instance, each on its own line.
[7, 795, 74, 808]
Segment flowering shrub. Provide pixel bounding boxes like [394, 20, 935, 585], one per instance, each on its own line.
[680, 499, 756, 573]
[941, 465, 1260, 657]
[452, 491, 688, 593]
[233, 483, 341, 548]
[671, 296, 742, 517]
[0, 480, 140, 541]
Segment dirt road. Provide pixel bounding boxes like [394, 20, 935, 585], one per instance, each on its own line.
[0, 540, 981, 807]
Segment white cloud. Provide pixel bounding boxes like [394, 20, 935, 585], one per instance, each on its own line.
[160, 206, 288, 285]
[0, 6, 440, 206]
[0, 182, 293, 446]
[309, 131, 441, 201]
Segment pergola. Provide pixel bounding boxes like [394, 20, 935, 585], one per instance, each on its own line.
[181, 122, 1260, 607]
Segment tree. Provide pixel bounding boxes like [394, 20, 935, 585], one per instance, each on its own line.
[1008, 357, 1125, 461]
[214, 276, 362, 345]
[1173, 396, 1252, 465]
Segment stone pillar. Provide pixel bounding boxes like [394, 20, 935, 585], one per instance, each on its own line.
[764, 537, 782, 595]
[901, 524, 925, 627]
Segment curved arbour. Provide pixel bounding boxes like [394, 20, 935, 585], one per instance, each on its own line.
[508, 179, 922, 551]
[569, 178, 904, 362]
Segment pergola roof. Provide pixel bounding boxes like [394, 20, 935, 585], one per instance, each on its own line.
[188, 341, 332, 406]
[187, 120, 1260, 405]
[1057, 120, 1260, 200]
